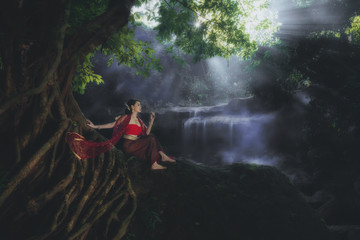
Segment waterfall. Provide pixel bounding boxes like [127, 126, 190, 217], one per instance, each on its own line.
[159, 97, 305, 167]
[182, 113, 277, 165]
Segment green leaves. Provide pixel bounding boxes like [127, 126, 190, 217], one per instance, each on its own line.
[70, 0, 280, 94]
[345, 15, 360, 44]
[67, 0, 110, 34]
[102, 26, 162, 77]
[309, 30, 341, 39]
[72, 51, 104, 94]
[292, 0, 313, 8]
[283, 70, 310, 91]
[152, 0, 279, 61]
[72, 26, 162, 94]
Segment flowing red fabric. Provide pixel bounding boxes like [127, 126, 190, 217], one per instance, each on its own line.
[66, 114, 147, 159]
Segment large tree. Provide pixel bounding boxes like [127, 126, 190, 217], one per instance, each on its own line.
[0, 0, 278, 239]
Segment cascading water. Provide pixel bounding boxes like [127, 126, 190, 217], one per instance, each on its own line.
[182, 113, 278, 165]
[156, 95, 308, 169]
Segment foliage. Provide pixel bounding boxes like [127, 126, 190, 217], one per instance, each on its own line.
[142, 210, 162, 230]
[278, 25, 360, 209]
[136, 0, 280, 61]
[345, 15, 360, 44]
[67, 0, 110, 35]
[124, 232, 137, 240]
[101, 26, 162, 76]
[281, 69, 310, 91]
[292, 0, 313, 8]
[249, 164, 259, 171]
[72, 25, 162, 94]
[68, 0, 163, 94]
[70, 0, 281, 93]
[165, 45, 187, 67]
[243, 43, 303, 106]
[181, 75, 212, 105]
[72, 49, 104, 94]
[244, 58, 261, 73]
[291, 0, 346, 8]
[309, 30, 341, 39]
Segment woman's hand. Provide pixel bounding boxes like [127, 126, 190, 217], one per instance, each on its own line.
[146, 112, 155, 135]
[86, 119, 96, 128]
[150, 112, 155, 122]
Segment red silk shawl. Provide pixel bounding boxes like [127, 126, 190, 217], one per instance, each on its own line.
[66, 114, 147, 159]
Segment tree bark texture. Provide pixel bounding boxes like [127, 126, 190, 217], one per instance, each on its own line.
[0, 0, 136, 239]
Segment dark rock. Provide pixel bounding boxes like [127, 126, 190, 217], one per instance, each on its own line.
[126, 158, 333, 240]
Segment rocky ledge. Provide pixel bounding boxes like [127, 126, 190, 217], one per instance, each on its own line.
[125, 158, 332, 240]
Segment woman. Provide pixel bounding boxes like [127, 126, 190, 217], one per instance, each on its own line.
[66, 99, 175, 170]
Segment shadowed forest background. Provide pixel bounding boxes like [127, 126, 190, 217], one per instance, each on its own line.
[1, 0, 360, 239]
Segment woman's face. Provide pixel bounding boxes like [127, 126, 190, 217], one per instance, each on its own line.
[132, 101, 141, 113]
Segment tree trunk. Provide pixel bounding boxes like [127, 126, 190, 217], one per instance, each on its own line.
[0, 0, 137, 239]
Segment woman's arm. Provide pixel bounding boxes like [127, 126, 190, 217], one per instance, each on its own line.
[146, 112, 155, 135]
[86, 119, 116, 130]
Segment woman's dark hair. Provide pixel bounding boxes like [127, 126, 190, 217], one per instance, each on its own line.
[124, 99, 140, 114]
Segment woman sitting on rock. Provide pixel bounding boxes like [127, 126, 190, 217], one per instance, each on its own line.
[66, 99, 175, 170]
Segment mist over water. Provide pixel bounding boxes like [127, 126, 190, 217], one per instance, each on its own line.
[183, 112, 277, 164]
[162, 102, 292, 168]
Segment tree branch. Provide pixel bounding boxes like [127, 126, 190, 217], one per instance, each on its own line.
[0, 0, 71, 115]
[66, 155, 103, 233]
[0, 119, 70, 207]
[61, 0, 135, 68]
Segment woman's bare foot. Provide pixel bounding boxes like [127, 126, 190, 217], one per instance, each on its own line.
[162, 156, 176, 163]
[151, 162, 167, 170]
[159, 151, 176, 163]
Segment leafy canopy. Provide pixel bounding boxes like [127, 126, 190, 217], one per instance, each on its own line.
[72, 26, 162, 94]
[70, 0, 280, 93]
[69, 0, 161, 94]
[134, 0, 280, 61]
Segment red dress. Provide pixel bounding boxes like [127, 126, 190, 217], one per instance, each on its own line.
[66, 114, 162, 164]
[124, 124, 142, 135]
